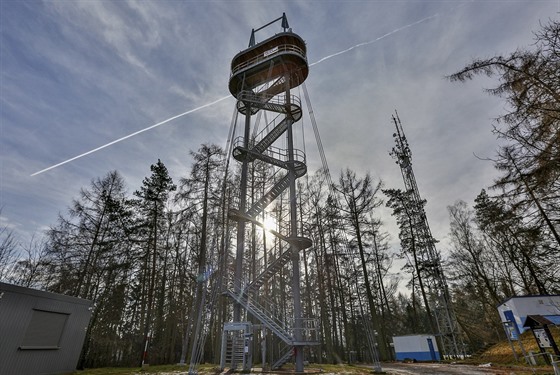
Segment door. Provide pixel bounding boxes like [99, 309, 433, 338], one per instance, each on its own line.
[427, 338, 436, 361]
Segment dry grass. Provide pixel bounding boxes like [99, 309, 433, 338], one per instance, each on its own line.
[69, 364, 374, 375]
[457, 325, 560, 375]
[473, 326, 560, 365]
[70, 329, 560, 375]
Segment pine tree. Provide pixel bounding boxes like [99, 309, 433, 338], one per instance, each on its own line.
[133, 160, 176, 365]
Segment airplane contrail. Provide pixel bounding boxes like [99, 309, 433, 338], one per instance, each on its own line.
[31, 13, 438, 177]
[309, 13, 438, 66]
[31, 95, 230, 176]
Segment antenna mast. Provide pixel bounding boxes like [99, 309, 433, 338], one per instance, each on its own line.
[390, 111, 464, 358]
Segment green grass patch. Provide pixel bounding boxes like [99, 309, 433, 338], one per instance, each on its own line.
[71, 363, 383, 375]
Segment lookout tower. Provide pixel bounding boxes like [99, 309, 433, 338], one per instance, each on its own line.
[220, 14, 318, 372]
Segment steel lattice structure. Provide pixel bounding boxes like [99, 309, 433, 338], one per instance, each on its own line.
[219, 14, 318, 373]
[390, 112, 464, 358]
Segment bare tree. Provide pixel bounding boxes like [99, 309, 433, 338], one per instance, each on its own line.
[336, 169, 390, 360]
[0, 211, 18, 281]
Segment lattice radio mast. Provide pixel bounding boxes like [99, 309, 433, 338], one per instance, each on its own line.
[390, 112, 464, 358]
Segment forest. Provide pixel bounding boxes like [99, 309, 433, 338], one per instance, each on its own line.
[0, 19, 558, 369]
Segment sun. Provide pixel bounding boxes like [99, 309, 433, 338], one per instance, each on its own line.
[262, 216, 277, 232]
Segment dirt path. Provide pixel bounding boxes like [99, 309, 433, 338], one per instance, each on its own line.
[376, 362, 531, 375]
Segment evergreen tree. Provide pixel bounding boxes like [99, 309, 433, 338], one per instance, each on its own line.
[448, 19, 560, 250]
[133, 159, 176, 365]
[383, 188, 435, 334]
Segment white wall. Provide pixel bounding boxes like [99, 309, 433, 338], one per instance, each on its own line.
[497, 295, 560, 333]
[393, 335, 438, 353]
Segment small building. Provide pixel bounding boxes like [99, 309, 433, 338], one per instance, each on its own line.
[497, 295, 560, 335]
[0, 282, 93, 375]
[393, 334, 440, 361]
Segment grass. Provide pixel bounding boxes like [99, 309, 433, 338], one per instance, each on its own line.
[465, 326, 560, 366]
[70, 363, 380, 375]
[71, 328, 560, 375]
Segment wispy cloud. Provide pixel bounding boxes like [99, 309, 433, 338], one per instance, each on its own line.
[31, 95, 231, 176]
[29, 11, 440, 177]
[1, 0, 556, 244]
[310, 13, 439, 66]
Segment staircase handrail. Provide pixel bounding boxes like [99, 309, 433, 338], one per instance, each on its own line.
[272, 345, 294, 370]
[292, 318, 321, 344]
[232, 136, 306, 165]
[230, 277, 286, 319]
[226, 288, 293, 343]
[237, 90, 301, 113]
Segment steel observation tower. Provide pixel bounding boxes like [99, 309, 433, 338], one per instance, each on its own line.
[220, 14, 318, 373]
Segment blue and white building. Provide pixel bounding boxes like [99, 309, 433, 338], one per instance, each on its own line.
[393, 334, 441, 361]
[497, 295, 560, 335]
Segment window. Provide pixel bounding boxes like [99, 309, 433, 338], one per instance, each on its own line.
[19, 309, 69, 350]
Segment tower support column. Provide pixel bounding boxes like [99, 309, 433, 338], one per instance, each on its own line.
[286, 89, 304, 372]
[234, 104, 251, 323]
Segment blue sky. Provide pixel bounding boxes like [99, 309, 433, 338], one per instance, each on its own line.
[1, 0, 558, 255]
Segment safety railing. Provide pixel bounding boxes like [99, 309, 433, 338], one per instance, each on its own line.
[292, 318, 321, 344]
[231, 136, 306, 166]
[525, 351, 560, 373]
[237, 90, 301, 112]
[224, 276, 319, 342]
[231, 43, 307, 77]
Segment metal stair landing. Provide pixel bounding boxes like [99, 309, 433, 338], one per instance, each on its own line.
[237, 91, 302, 121]
[225, 289, 294, 344]
[232, 142, 307, 178]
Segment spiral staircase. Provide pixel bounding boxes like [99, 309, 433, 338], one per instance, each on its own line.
[220, 14, 318, 372]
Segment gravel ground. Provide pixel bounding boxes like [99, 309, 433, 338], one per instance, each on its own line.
[376, 362, 546, 375]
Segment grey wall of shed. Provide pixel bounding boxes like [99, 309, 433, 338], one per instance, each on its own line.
[0, 282, 92, 375]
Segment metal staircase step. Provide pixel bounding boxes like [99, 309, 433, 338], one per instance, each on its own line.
[245, 174, 291, 218]
[253, 117, 292, 154]
[246, 249, 292, 293]
[272, 346, 294, 369]
[225, 290, 293, 344]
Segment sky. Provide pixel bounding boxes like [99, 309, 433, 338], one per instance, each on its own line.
[1, 0, 559, 260]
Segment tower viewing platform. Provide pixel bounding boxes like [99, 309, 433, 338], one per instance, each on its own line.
[229, 31, 308, 97]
